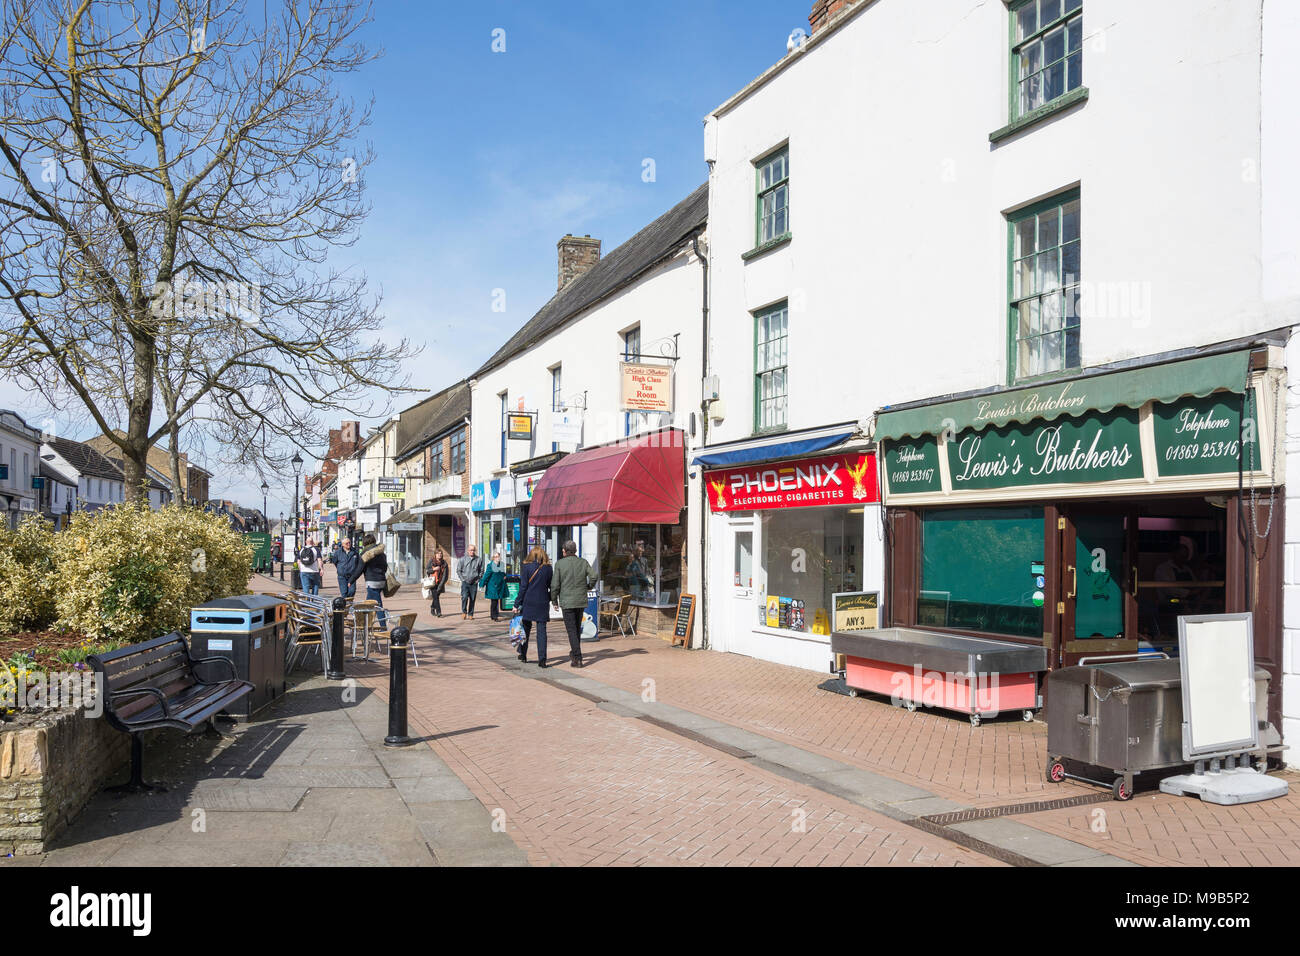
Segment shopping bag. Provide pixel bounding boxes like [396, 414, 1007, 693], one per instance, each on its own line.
[384, 569, 401, 597]
[508, 615, 525, 647]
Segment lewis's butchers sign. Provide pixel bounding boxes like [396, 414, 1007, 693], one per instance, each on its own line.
[706, 452, 878, 512]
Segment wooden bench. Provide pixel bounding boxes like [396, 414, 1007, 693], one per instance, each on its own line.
[88, 633, 254, 792]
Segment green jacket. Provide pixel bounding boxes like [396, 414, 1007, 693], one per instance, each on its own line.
[481, 562, 507, 600]
[550, 555, 596, 609]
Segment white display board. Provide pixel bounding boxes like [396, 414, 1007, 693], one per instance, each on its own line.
[1177, 613, 1258, 761]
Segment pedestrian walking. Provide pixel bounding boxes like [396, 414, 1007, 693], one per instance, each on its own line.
[550, 540, 595, 668]
[298, 535, 323, 595]
[331, 536, 360, 598]
[457, 544, 484, 619]
[426, 547, 449, 617]
[515, 547, 554, 667]
[351, 533, 389, 629]
[482, 550, 507, 622]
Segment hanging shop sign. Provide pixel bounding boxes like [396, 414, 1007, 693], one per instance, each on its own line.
[552, 411, 582, 445]
[378, 477, 405, 499]
[507, 413, 534, 441]
[705, 452, 878, 513]
[620, 362, 673, 413]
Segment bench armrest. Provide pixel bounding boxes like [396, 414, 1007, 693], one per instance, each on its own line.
[191, 655, 239, 682]
[108, 686, 170, 719]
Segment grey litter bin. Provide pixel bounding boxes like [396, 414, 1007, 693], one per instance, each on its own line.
[189, 595, 288, 719]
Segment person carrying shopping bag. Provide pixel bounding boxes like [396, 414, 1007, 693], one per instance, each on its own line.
[514, 547, 553, 667]
[550, 540, 596, 668]
[426, 547, 449, 617]
[482, 550, 507, 622]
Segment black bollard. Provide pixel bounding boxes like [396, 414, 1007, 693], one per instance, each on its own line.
[384, 626, 412, 747]
[279, 559, 284, 581]
[328, 597, 347, 681]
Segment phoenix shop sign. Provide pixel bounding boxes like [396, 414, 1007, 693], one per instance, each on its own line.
[706, 452, 878, 513]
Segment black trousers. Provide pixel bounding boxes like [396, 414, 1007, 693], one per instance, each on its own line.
[521, 618, 547, 663]
[562, 607, 584, 661]
[430, 589, 442, 615]
[462, 586, 477, 616]
[490, 598, 500, 621]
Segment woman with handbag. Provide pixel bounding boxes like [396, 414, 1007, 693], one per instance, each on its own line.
[515, 547, 554, 667]
[425, 548, 449, 617]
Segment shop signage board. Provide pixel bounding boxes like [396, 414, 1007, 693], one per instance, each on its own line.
[470, 479, 516, 513]
[672, 593, 695, 648]
[947, 408, 1144, 492]
[378, 477, 405, 499]
[882, 437, 942, 495]
[552, 411, 582, 445]
[620, 362, 673, 413]
[705, 451, 878, 513]
[507, 413, 534, 441]
[882, 385, 1273, 504]
[1152, 392, 1257, 478]
[833, 591, 879, 632]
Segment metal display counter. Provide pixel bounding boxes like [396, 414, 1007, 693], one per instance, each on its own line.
[831, 628, 1047, 727]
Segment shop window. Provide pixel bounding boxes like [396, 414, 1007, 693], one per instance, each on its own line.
[919, 507, 1044, 639]
[755, 301, 788, 432]
[1011, 0, 1083, 120]
[598, 523, 683, 606]
[760, 507, 860, 633]
[1010, 191, 1080, 380]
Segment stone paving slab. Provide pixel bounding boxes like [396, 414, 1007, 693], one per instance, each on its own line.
[948, 818, 1115, 866]
[13, 669, 529, 868]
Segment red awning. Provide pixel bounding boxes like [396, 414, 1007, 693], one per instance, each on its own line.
[528, 430, 685, 526]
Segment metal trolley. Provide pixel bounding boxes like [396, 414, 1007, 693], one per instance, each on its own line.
[1045, 655, 1276, 800]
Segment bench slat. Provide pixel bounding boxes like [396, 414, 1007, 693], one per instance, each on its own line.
[99, 640, 189, 678]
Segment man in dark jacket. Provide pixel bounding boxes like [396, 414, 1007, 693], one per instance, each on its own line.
[550, 540, 595, 668]
[350, 534, 389, 628]
[331, 537, 360, 598]
[456, 545, 484, 620]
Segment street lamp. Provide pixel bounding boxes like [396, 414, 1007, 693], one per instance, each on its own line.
[291, 452, 303, 590]
[259, 480, 270, 572]
[279, 510, 285, 581]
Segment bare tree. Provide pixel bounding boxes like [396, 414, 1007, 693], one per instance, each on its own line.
[0, 0, 414, 502]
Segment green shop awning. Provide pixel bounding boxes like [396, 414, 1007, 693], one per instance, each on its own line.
[875, 349, 1251, 442]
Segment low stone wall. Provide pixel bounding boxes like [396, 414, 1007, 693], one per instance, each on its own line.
[0, 707, 129, 855]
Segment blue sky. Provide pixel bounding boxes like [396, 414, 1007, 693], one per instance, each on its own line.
[1, 0, 808, 510]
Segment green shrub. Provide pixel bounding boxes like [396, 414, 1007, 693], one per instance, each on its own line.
[0, 517, 58, 633]
[52, 503, 252, 643]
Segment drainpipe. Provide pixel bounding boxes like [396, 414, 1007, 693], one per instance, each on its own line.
[691, 229, 710, 651]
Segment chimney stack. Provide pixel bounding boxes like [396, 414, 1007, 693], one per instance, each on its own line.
[557, 235, 601, 292]
[809, 0, 858, 35]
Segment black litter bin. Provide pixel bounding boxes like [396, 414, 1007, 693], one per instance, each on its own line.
[189, 595, 288, 718]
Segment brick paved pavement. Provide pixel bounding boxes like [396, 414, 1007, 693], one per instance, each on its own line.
[254, 574, 1300, 866]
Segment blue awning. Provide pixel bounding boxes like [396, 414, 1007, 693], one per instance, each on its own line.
[691, 431, 855, 469]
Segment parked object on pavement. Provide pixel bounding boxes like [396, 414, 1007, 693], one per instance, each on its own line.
[89, 633, 254, 791]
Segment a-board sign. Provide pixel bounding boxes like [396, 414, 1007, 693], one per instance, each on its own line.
[672, 593, 696, 647]
[833, 591, 879, 632]
[1177, 612, 1258, 761]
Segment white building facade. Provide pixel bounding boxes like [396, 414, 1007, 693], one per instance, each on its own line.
[696, 0, 1300, 756]
[469, 187, 707, 636]
[0, 411, 41, 529]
